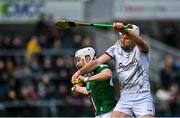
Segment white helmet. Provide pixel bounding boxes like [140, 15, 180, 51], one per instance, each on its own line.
[75, 47, 96, 61]
[119, 24, 140, 36]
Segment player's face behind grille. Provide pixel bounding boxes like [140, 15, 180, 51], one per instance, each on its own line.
[85, 55, 91, 63]
[74, 57, 85, 69]
[120, 34, 135, 51]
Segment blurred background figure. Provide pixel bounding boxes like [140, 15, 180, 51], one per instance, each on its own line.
[160, 54, 175, 90]
[38, 74, 55, 100]
[26, 36, 41, 62]
[0, 0, 179, 117]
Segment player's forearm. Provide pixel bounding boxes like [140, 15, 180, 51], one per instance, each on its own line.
[88, 69, 112, 82]
[75, 86, 88, 95]
[79, 60, 100, 75]
[113, 78, 120, 100]
[118, 26, 149, 52]
[123, 29, 149, 52]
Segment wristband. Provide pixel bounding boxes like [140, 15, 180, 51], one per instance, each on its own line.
[83, 76, 89, 82]
[71, 86, 76, 91]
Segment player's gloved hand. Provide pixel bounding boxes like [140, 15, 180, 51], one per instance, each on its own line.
[71, 70, 81, 84]
[113, 22, 124, 32]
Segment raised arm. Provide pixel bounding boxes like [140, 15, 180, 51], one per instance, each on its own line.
[124, 30, 149, 52]
[114, 22, 149, 53]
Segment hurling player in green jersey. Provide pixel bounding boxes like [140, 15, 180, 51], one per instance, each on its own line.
[72, 47, 118, 118]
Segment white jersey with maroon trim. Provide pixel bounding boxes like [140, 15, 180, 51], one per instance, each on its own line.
[105, 43, 151, 95]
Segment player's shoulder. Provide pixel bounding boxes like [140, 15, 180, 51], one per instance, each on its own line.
[106, 43, 119, 53]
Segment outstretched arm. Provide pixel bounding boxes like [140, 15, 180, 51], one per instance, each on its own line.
[80, 54, 111, 75]
[114, 22, 149, 53]
[71, 54, 111, 84]
[78, 68, 112, 82]
[88, 68, 112, 81]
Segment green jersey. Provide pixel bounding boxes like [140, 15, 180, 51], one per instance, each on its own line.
[86, 64, 117, 116]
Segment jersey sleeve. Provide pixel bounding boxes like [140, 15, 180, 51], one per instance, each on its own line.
[86, 82, 91, 93]
[96, 64, 109, 72]
[105, 44, 117, 59]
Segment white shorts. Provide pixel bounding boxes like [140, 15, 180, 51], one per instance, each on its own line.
[113, 92, 155, 117]
[95, 109, 113, 118]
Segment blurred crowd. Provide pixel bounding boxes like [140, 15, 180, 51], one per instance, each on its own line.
[0, 15, 94, 117]
[155, 54, 180, 116]
[0, 15, 179, 117]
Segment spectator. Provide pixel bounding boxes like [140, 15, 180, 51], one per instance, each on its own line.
[168, 83, 180, 116]
[69, 91, 86, 117]
[26, 36, 41, 61]
[58, 69, 69, 83]
[29, 58, 42, 73]
[0, 60, 5, 77]
[38, 74, 55, 99]
[65, 56, 76, 76]
[35, 14, 47, 36]
[4, 60, 14, 80]
[56, 83, 69, 100]
[160, 54, 175, 90]
[160, 22, 177, 48]
[6, 89, 19, 116]
[0, 60, 9, 101]
[54, 56, 65, 72]
[82, 35, 93, 47]
[1, 36, 13, 49]
[13, 35, 23, 49]
[56, 83, 70, 117]
[45, 15, 60, 46]
[20, 84, 38, 102]
[155, 85, 171, 116]
[35, 15, 59, 48]
[7, 89, 17, 102]
[53, 39, 61, 49]
[43, 57, 52, 73]
[72, 33, 82, 49]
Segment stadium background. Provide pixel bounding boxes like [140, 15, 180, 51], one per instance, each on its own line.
[0, 0, 179, 117]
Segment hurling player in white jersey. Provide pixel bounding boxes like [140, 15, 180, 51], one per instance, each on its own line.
[71, 22, 155, 118]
